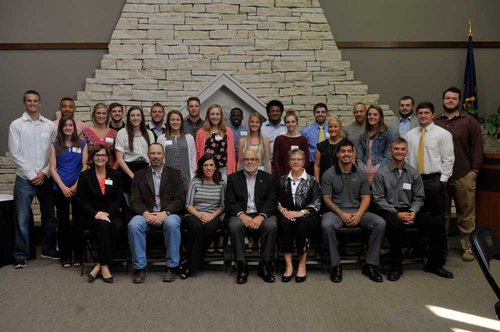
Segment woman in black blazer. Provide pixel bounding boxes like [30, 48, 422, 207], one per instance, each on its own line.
[77, 144, 123, 283]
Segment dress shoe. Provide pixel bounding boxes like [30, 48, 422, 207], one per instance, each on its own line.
[102, 276, 114, 284]
[295, 274, 307, 283]
[425, 266, 454, 279]
[132, 268, 146, 284]
[387, 266, 403, 282]
[330, 265, 342, 283]
[362, 264, 383, 283]
[257, 262, 275, 283]
[163, 267, 177, 282]
[87, 272, 97, 283]
[281, 274, 293, 283]
[236, 262, 249, 284]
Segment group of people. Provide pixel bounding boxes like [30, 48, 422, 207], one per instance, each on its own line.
[8, 86, 483, 285]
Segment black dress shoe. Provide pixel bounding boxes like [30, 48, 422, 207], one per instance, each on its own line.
[387, 266, 403, 282]
[362, 264, 383, 283]
[236, 262, 248, 284]
[281, 274, 293, 283]
[102, 276, 114, 284]
[330, 265, 342, 283]
[295, 274, 306, 283]
[257, 262, 275, 283]
[87, 272, 97, 283]
[425, 266, 454, 279]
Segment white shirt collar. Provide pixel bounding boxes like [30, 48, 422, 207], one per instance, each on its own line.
[287, 169, 307, 182]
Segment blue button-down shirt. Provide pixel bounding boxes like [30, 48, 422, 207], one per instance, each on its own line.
[399, 116, 413, 139]
[228, 123, 248, 159]
[301, 122, 329, 163]
[261, 121, 286, 160]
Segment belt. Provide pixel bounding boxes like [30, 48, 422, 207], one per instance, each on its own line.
[421, 173, 440, 180]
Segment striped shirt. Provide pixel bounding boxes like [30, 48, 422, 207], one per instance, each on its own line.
[186, 177, 225, 214]
[9, 112, 57, 180]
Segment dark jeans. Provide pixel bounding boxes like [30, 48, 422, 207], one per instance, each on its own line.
[379, 209, 446, 269]
[278, 214, 319, 255]
[182, 214, 221, 272]
[53, 189, 83, 263]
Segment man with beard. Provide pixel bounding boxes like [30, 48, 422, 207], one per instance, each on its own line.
[388, 96, 418, 139]
[343, 102, 366, 148]
[434, 86, 483, 262]
[147, 103, 166, 141]
[128, 143, 185, 283]
[53, 97, 87, 135]
[227, 107, 248, 161]
[109, 103, 125, 131]
[262, 99, 286, 161]
[301, 103, 329, 175]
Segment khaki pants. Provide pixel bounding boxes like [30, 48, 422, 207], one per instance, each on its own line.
[444, 171, 477, 250]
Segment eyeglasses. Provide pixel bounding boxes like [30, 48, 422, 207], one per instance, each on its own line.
[242, 158, 258, 163]
[94, 154, 108, 159]
[290, 158, 304, 162]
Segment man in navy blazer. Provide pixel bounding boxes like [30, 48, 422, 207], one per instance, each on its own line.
[226, 149, 278, 284]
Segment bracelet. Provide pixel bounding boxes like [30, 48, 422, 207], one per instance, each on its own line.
[280, 208, 287, 213]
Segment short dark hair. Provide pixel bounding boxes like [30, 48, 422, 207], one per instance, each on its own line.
[230, 107, 243, 115]
[148, 142, 163, 152]
[336, 140, 354, 153]
[59, 97, 74, 105]
[23, 90, 41, 102]
[108, 102, 123, 112]
[151, 103, 164, 111]
[266, 99, 284, 114]
[442, 86, 461, 100]
[391, 137, 408, 148]
[195, 153, 222, 184]
[416, 101, 435, 114]
[399, 96, 414, 105]
[313, 103, 328, 112]
[187, 96, 200, 105]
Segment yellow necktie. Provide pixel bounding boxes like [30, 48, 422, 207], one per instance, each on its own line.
[417, 127, 426, 174]
[318, 125, 325, 143]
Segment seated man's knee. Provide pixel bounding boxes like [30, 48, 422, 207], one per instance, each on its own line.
[261, 216, 277, 233]
[128, 216, 146, 233]
[164, 214, 181, 230]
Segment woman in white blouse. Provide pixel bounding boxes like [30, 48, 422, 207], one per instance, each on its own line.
[115, 106, 155, 193]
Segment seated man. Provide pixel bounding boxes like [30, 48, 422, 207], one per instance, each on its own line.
[321, 141, 386, 283]
[226, 149, 278, 284]
[372, 137, 453, 281]
[128, 143, 185, 283]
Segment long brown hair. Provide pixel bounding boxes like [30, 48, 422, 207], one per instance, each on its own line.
[165, 110, 185, 137]
[363, 104, 388, 138]
[55, 117, 80, 154]
[202, 104, 226, 136]
[126, 106, 150, 151]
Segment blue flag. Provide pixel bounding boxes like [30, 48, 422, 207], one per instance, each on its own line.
[463, 34, 478, 114]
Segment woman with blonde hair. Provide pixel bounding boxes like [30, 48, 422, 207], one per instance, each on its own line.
[237, 112, 271, 173]
[195, 104, 236, 182]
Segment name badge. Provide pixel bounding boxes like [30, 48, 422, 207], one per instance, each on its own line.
[240, 130, 248, 136]
[215, 135, 223, 141]
[72, 147, 82, 153]
[104, 179, 113, 186]
[290, 145, 299, 150]
[105, 137, 114, 144]
[402, 183, 412, 190]
[165, 140, 173, 146]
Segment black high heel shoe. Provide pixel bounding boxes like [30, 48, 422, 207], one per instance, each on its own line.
[87, 271, 97, 283]
[295, 274, 307, 283]
[102, 276, 114, 284]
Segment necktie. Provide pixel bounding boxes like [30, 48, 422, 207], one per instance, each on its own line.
[417, 127, 426, 174]
[318, 125, 325, 143]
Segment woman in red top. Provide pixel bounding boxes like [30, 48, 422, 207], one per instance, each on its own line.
[273, 110, 309, 178]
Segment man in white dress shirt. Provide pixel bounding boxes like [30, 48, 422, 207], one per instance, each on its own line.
[8, 90, 58, 268]
[406, 101, 454, 224]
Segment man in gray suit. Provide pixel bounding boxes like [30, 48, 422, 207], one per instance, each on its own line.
[388, 96, 418, 139]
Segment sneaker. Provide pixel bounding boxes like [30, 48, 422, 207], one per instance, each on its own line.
[13, 258, 27, 269]
[462, 249, 475, 262]
[41, 250, 60, 260]
[163, 267, 177, 282]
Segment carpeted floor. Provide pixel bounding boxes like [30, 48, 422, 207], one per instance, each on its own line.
[0, 247, 498, 332]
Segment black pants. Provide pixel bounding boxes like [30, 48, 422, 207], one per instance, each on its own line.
[84, 216, 122, 265]
[379, 210, 445, 269]
[278, 214, 319, 255]
[182, 214, 221, 272]
[53, 189, 83, 263]
[421, 174, 445, 221]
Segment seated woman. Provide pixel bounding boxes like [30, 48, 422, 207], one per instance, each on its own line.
[278, 149, 321, 283]
[157, 110, 196, 187]
[77, 144, 123, 283]
[356, 104, 393, 183]
[115, 106, 155, 194]
[314, 118, 349, 182]
[49, 117, 88, 268]
[273, 110, 309, 179]
[181, 154, 225, 278]
[195, 104, 236, 182]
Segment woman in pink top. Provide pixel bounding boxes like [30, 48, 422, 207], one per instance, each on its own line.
[195, 104, 235, 183]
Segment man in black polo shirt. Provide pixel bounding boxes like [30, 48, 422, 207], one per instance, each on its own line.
[321, 141, 385, 283]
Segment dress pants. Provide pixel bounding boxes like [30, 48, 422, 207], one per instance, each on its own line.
[182, 214, 221, 272]
[85, 216, 122, 265]
[321, 211, 385, 267]
[228, 214, 277, 263]
[53, 189, 83, 263]
[128, 214, 181, 270]
[278, 214, 319, 255]
[379, 210, 446, 269]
